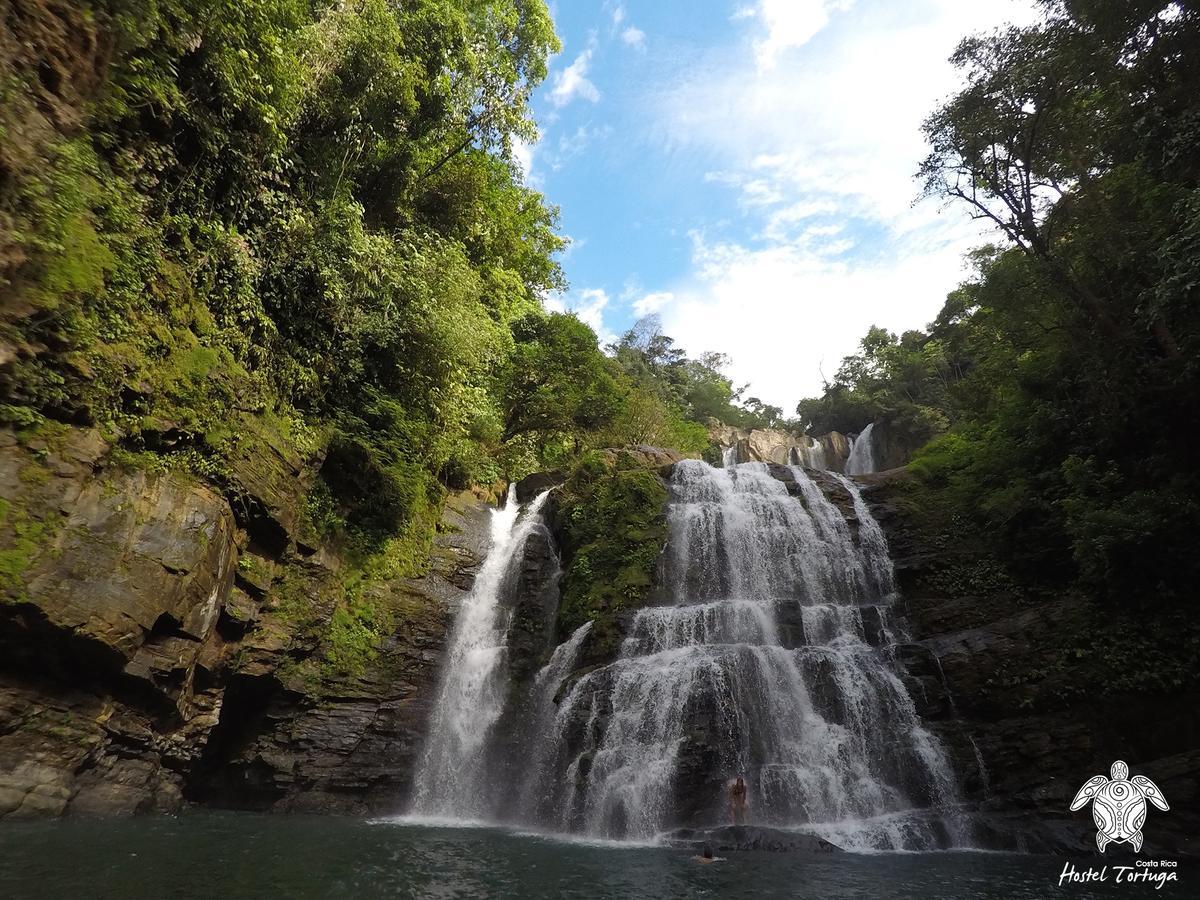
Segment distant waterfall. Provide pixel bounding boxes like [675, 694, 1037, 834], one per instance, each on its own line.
[789, 437, 828, 471]
[410, 486, 551, 818]
[721, 445, 738, 468]
[534, 461, 966, 848]
[846, 423, 877, 475]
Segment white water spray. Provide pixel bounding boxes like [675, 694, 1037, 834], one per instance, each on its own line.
[410, 486, 551, 818]
[846, 423, 877, 475]
[541, 461, 966, 848]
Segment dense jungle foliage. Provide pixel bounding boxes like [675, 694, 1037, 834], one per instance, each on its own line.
[798, 0, 1200, 615]
[0, 0, 776, 568]
[4, 0, 1196, 684]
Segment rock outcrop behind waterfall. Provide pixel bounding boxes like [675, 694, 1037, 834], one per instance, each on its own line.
[863, 470, 1200, 856]
[0, 424, 492, 817]
[709, 425, 852, 472]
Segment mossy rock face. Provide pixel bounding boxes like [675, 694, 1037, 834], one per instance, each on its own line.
[553, 450, 670, 665]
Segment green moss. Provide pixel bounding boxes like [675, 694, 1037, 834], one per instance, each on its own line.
[1, 405, 47, 429]
[554, 452, 669, 659]
[17, 462, 52, 486]
[0, 498, 62, 597]
[888, 473, 1020, 597]
[321, 599, 383, 677]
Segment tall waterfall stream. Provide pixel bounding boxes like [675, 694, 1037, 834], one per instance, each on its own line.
[410, 462, 969, 850]
[410, 485, 553, 820]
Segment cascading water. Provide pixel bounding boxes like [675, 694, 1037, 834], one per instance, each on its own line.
[409, 460, 968, 850]
[410, 486, 551, 819]
[789, 437, 828, 471]
[846, 423, 877, 475]
[512, 621, 593, 823]
[721, 445, 739, 468]
[535, 460, 967, 848]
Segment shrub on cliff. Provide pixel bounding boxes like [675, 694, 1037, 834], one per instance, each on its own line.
[553, 451, 669, 661]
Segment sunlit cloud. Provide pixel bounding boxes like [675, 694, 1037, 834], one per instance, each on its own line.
[549, 47, 600, 108]
[632, 0, 1041, 406]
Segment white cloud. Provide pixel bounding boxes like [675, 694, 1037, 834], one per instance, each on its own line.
[739, 0, 856, 70]
[511, 136, 536, 182]
[611, 4, 625, 27]
[761, 199, 839, 241]
[622, 26, 646, 47]
[549, 48, 600, 108]
[633, 291, 675, 317]
[549, 288, 614, 344]
[656, 229, 976, 409]
[634, 0, 1042, 407]
[547, 124, 611, 171]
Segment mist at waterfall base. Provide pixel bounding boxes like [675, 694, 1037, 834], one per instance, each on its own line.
[405, 459, 970, 850]
[5, 815, 1194, 900]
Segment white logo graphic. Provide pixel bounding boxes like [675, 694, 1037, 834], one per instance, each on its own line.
[1070, 760, 1169, 852]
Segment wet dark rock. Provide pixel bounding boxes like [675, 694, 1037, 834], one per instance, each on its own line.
[503, 524, 562, 684]
[865, 470, 1200, 856]
[859, 605, 886, 647]
[515, 470, 566, 503]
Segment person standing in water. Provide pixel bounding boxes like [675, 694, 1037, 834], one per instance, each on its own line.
[729, 776, 748, 824]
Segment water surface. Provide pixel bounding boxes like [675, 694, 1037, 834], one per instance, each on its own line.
[0, 814, 1191, 899]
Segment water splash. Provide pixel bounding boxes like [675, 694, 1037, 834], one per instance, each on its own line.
[789, 437, 829, 471]
[512, 621, 594, 822]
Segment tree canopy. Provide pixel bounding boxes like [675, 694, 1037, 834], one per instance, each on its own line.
[800, 0, 1200, 606]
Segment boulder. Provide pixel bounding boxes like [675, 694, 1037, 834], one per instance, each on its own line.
[223, 414, 315, 556]
[0, 423, 490, 819]
[1, 430, 237, 702]
[515, 470, 566, 503]
[708, 425, 852, 472]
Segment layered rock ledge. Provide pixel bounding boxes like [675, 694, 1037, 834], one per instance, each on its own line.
[862, 469, 1200, 856]
[0, 424, 492, 818]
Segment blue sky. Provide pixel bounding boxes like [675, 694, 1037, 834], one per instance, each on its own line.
[521, 0, 1040, 409]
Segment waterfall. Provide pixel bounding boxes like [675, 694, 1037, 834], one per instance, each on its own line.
[410, 485, 552, 819]
[537, 461, 966, 848]
[789, 437, 829, 471]
[721, 445, 738, 468]
[507, 621, 594, 822]
[846, 423, 877, 475]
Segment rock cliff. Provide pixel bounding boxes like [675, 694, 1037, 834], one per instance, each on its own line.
[0, 424, 492, 818]
[709, 425, 852, 472]
[6, 429, 1196, 856]
[863, 470, 1200, 856]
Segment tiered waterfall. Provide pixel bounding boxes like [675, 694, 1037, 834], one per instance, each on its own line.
[411, 462, 969, 850]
